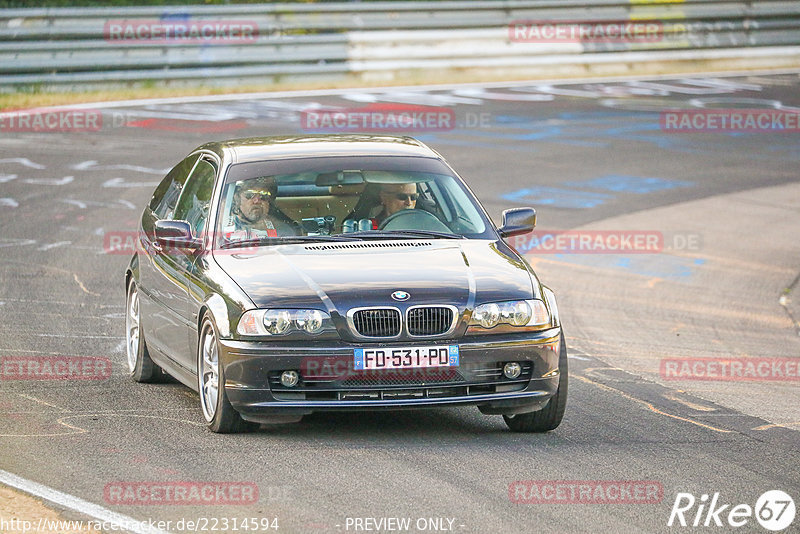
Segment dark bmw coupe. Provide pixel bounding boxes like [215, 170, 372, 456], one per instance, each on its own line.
[125, 135, 567, 433]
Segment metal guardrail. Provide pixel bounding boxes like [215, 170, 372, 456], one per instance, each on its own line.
[1, 1, 799, 88]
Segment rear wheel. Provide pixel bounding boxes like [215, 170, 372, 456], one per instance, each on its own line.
[503, 332, 568, 433]
[198, 315, 255, 433]
[126, 280, 162, 383]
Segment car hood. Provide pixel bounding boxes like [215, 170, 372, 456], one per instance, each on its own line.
[214, 240, 535, 312]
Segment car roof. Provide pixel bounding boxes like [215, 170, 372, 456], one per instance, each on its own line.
[196, 135, 442, 163]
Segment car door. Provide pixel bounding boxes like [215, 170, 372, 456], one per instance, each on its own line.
[138, 153, 198, 364]
[169, 155, 218, 370]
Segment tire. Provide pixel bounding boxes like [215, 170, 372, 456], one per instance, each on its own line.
[126, 280, 162, 383]
[503, 332, 568, 433]
[197, 314, 255, 433]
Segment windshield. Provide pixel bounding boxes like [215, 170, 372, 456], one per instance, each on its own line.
[216, 156, 492, 247]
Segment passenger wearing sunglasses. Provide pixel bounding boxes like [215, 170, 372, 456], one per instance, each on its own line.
[375, 183, 418, 225]
[224, 177, 299, 240]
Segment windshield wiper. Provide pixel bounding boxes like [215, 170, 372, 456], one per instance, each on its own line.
[345, 230, 464, 240]
[219, 235, 362, 249]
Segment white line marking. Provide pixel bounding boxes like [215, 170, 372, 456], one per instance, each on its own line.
[36, 334, 122, 339]
[103, 177, 160, 188]
[0, 174, 18, 183]
[568, 355, 591, 361]
[0, 158, 45, 169]
[37, 241, 72, 251]
[23, 68, 800, 111]
[72, 160, 169, 175]
[452, 87, 555, 101]
[0, 348, 64, 354]
[61, 199, 87, 209]
[60, 198, 136, 210]
[0, 469, 172, 534]
[23, 176, 73, 186]
[0, 198, 19, 208]
[0, 297, 117, 307]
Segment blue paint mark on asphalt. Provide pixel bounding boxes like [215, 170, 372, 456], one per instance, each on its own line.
[502, 187, 612, 209]
[547, 254, 701, 279]
[424, 111, 710, 152]
[567, 175, 694, 193]
[503, 175, 692, 209]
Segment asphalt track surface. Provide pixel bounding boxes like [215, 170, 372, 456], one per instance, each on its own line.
[1, 71, 799, 534]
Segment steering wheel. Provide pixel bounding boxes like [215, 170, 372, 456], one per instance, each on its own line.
[378, 208, 453, 233]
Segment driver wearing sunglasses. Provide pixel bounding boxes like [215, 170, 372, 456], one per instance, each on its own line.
[225, 177, 299, 239]
[376, 183, 418, 225]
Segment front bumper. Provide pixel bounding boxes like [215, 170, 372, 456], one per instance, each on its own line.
[220, 328, 562, 422]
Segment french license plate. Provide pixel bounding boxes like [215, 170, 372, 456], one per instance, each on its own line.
[354, 345, 459, 370]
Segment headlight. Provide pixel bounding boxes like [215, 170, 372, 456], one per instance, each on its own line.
[295, 309, 324, 334]
[468, 299, 550, 333]
[263, 310, 292, 335]
[236, 309, 333, 336]
[473, 302, 500, 328]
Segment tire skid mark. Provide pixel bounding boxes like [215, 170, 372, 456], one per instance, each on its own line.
[0, 259, 101, 297]
[581, 366, 630, 381]
[17, 394, 70, 413]
[752, 422, 800, 431]
[73, 273, 100, 296]
[572, 374, 733, 433]
[661, 392, 717, 412]
[0, 413, 204, 438]
[569, 342, 797, 434]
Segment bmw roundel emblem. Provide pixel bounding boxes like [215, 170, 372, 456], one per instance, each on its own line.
[391, 290, 410, 302]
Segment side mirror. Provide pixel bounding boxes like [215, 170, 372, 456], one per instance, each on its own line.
[498, 207, 536, 238]
[154, 220, 201, 249]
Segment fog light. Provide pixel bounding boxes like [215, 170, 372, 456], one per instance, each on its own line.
[503, 362, 522, 379]
[280, 370, 299, 387]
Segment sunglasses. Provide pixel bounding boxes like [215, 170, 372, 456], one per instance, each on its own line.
[392, 193, 418, 201]
[243, 190, 273, 200]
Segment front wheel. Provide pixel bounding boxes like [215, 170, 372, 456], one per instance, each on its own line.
[503, 332, 568, 433]
[198, 315, 255, 433]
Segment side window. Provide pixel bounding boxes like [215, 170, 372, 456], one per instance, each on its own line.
[149, 154, 199, 219]
[173, 158, 217, 236]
